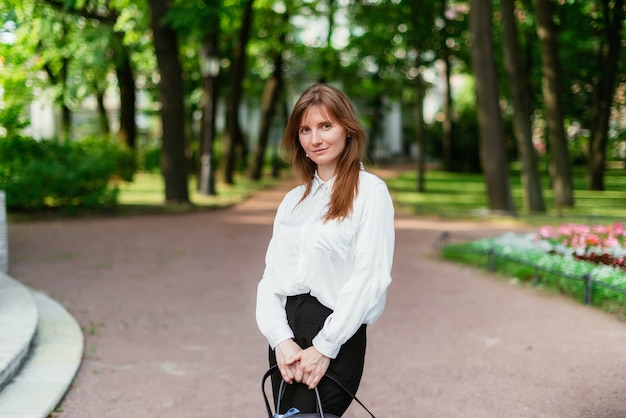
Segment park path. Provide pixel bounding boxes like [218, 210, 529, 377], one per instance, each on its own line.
[7, 170, 626, 418]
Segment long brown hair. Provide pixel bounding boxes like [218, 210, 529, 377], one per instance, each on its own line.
[282, 84, 366, 221]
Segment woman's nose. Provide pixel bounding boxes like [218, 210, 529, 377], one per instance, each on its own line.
[311, 131, 323, 144]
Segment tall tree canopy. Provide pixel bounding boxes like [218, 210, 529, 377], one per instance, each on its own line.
[2, 0, 626, 211]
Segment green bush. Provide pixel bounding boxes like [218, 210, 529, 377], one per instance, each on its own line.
[139, 145, 161, 173]
[0, 135, 137, 211]
[0, 104, 29, 137]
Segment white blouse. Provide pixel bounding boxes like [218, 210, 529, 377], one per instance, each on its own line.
[256, 168, 395, 359]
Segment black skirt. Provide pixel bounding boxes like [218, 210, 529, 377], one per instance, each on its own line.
[268, 293, 367, 416]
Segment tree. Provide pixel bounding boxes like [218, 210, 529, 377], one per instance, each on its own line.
[250, 7, 287, 181]
[43, 0, 139, 148]
[112, 31, 138, 148]
[39, 13, 72, 140]
[500, 0, 546, 213]
[588, 0, 624, 190]
[534, 0, 574, 208]
[164, 0, 223, 195]
[149, 0, 189, 204]
[6, 0, 626, 206]
[408, 1, 434, 192]
[438, 0, 454, 172]
[344, 0, 418, 161]
[197, 3, 221, 195]
[469, 0, 516, 213]
[223, 0, 254, 185]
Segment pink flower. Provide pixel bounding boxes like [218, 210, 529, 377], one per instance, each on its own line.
[539, 226, 553, 239]
[557, 224, 573, 236]
[571, 236, 582, 248]
[537, 222, 626, 253]
[593, 225, 610, 234]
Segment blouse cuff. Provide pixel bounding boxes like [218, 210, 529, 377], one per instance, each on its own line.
[267, 326, 295, 350]
[312, 335, 341, 359]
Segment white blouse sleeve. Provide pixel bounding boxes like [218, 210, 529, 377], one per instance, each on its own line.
[255, 199, 295, 349]
[313, 181, 395, 358]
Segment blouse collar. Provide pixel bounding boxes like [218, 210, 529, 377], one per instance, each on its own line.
[310, 163, 365, 197]
[312, 171, 335, 197]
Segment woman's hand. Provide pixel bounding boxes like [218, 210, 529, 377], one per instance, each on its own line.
[289, 346, 331, 389]
[275, 339, 302, 383]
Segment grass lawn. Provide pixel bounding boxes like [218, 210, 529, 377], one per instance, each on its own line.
[117, 162, 625, 224]
[385, 161, 626, 226]
[18, 160, 620, 222]
[6, 171, 287, 221]
[115, 171, 286, 215]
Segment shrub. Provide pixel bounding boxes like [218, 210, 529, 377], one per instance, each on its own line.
[0, 104, 29, 137]
[0, 135, 137, 211]
[139, 145, 161, 173]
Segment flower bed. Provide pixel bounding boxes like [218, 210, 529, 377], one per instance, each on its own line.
[440, 222, 626, 316]
[538, 222, 626, 272]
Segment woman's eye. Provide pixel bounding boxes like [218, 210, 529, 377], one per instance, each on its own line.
[300, 127, 309, 134]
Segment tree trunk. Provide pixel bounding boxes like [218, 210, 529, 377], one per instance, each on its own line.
[409, 2, 431, 192]
[534, 0, 574, 208]
[469, 0, 516, 213]
[149, 0, 189, 204]
[439, 0, 454, 172]
[251, 49, 283, 181]
[367, 92, 383, 164]
[501, 0, 545, 213]
[223, 0, 254, 185]
[57, 22, 71, 141]
[113, 31, 137, 149]
[198, 26, 220, 195]
[60, 56, 71, 141]
[415, 72, 426, 193]
[318, 0, 336, 83]
[96, 90, 110, 135]
[588, 0, 623, 191]
[43, 57, 71, 141]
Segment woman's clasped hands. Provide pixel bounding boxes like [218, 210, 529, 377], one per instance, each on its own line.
[275, 339, 331, 390]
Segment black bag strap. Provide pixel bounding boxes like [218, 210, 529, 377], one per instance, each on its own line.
[262, 366, 278, 417]
[277, 378, 330, 417]
[262, 365, 376, 418]
[263, 366, 331, 417]
[322, 371, 375, 418]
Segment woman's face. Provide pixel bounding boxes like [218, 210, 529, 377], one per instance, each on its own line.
[298, 104, 348, 181]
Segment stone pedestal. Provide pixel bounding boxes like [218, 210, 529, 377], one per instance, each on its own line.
[0, 191, 7, 273]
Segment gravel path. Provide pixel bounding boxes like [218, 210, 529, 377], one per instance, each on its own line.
[7, 173, 626, 418]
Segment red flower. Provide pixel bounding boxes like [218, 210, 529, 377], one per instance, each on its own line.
[586, 235, 601, 246]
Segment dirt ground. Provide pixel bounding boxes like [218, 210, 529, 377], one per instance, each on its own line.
[7, 172, 626, 418]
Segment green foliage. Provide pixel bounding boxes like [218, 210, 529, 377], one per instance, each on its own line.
[0, 135, 136, 211]
[139, 145, 161, 173]
[0, 103, 29, 137]
[3, 0, 626, 196]
[450, 107, 481, 172]
[568, 134, 589, 165]
[0, 12, 34, 136]
[80, 136, 137, 182]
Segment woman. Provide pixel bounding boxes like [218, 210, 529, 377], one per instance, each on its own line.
[256, 83, 395, 416]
